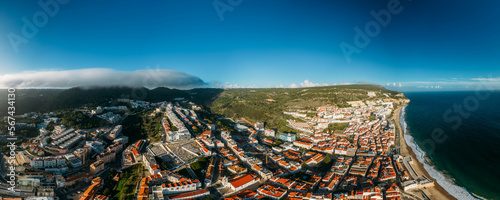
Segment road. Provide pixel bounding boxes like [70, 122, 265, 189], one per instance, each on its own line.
[207, 186, 223, 199]
[186, 166, 199, 180]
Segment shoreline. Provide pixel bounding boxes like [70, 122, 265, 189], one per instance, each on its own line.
[393, 105, 457, 200]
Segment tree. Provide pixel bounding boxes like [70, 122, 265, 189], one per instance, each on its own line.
[301, 162, 308, 169]
[103, 188, 111, 196]
[198, 157, 208, 163]
[193, 127, 201, 133]
[61, 111, 109, 129]
[191, 162, 201, 171]
[46, 121, 55, 131]
[161, 162, 168, 169]
[323, 154, 331, 164]
[2, 146, 9, 153]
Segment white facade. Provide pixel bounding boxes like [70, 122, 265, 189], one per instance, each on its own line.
[43, 158, 57, 168]
[264, 129, 276, 138]
[162, 181, 201, 194]
[31, 158, 44, 168]
[56, 156, 66, 166]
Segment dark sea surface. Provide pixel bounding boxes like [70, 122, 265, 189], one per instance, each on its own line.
[403, 91, 500, 200]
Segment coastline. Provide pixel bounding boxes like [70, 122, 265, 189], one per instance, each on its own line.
[393, 105, 457, 200]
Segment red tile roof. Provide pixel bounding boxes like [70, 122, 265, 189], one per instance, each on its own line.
[168, 189, 209, 199]
[230, 174, 257, 189]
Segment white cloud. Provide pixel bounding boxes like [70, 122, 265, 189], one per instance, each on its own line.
[386, 82, 402, 87]
[221, 82, 256, 88]
[394, 76, 500, 90]
[471, 77, 500, 82]
[415, 85, 442, 89]
[224, 82, 241, 88]
[0, 68, 205, 89]
[299, 80, 328, 87]
[403, 77, 500, 85]
[288, 83, 299, 88]
[287, 80, 329, 88]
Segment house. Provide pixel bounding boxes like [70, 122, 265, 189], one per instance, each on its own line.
[257, 185, 288, 200]
[264, 129, 276, 137]
[166, 189, 209, 200]
[90, 160, 105, 175]
[162, 179, 201, 194]
[224, 174, 260, 192]
[279, 133, 296, 143]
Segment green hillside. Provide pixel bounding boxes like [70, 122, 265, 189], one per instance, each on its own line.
[206, 84, 404, 132]
[0, 89, 63, 116]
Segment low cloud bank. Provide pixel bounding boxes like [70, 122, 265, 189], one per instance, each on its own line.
[0, 68, 205, 89]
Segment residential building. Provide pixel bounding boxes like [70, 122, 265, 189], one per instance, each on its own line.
[279, 133, 296, 143]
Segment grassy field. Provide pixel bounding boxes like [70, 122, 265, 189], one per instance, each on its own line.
[190, 156, 209, 178]
[326, 123, 350, 132]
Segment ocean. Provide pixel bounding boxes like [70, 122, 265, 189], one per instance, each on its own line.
[402, 91, 500, 200]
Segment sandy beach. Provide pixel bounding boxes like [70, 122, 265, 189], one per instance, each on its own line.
[393, 105, 457, 200]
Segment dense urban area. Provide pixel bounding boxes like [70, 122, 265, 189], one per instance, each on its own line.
[0, 87, 443, 200]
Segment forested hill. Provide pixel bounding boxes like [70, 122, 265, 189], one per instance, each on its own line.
[0, 87, 224, 116]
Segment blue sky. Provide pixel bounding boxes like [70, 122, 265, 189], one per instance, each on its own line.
[0, 0, 499, 91]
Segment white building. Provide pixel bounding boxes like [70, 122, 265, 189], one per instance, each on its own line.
[279, 133, 296, 143]
[162, 179, 201, 194]
[43, 158, 57, 168]
[223, 174, 259, 192]
[19, 177, 41, 187]
[56, 156, 66, 166]
[31, 158, 44, 168]
[255, 122, 265, 130]
[165, 107, 191, 141]
[234, 124, 249, 132]
[264, 129, 276, 138]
